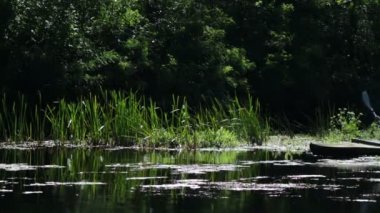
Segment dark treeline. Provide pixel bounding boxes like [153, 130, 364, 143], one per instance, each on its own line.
[1, 0, 380, 129]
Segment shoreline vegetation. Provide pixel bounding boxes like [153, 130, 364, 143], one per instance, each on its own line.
[1, 91, 380, 150]
[0, 91, 269, 148]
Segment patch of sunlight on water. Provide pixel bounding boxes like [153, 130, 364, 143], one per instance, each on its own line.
[316, 157, 380, 168]
[0, 163, 65, 171]
[126, 176, 167, 180]
[22, 191, 43, 194]
[328, 197, 377, 203]
[24, 181, 107, 187]
[106, 163, 248, 174]
[286, 174, 326, 179]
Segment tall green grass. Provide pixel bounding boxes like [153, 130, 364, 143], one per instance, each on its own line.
[0, 91, 269, 147]
[0, 94, 46, 142]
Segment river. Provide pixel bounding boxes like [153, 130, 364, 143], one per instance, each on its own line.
[1, 146, 380, 212]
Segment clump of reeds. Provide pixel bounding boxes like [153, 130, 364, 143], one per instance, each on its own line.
[0, 93, 46, 142]
[0, 91, 269, 147]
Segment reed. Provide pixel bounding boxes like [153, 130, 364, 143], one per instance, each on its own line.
[0, 91, 269, 147]
[0, 94, 46, 142]
[30, 93, 46, 141]
[228, 95, 269, 143]
[109, 91, 148, 144]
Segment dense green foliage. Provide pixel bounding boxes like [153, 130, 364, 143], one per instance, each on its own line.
[1, 0, 380, 129]
[0, 0, 252, 102]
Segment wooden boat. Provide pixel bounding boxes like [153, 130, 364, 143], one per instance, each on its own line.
[310, 142, 380, 157]
[351, 138, 380, 147]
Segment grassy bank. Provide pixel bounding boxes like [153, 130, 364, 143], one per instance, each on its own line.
[269, 107, 380, 149]
[0, 91, 269, 148]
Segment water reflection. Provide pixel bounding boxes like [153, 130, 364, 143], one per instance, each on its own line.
[0, 147, 380, 212]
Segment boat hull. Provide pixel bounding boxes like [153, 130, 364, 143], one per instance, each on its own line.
[352, 138, 380, 147]
[310, 142, 380, 157]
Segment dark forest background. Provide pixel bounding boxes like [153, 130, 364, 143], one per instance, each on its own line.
[1, 0, 380, 130]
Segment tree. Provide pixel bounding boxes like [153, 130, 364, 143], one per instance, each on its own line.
[139, 0, 253, 103]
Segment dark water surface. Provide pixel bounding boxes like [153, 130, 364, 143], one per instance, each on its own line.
[1, 147, 380, 213]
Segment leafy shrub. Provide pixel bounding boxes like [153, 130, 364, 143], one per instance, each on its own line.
[326, 108, 362, 141]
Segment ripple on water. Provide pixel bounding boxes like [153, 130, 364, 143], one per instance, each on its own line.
[327, 196, 377, 203]
[141, 179, 208, 191]
[126, 176, 167, 180]
[105, 163, 138, 168]
[22, 191, 43, 195]
[0, 163, 65, 171]
[106, 163, 248, 174]
[212, 182, 315, 192]
[172, 164, 248, 174]
[286, 174, 326, 180]
[240, 160, 309, 167]
[366, 178, 380, 182]
[319, 184, 343, 191]
[24, 181, 106, 187]
[239, 176, 271, 182]
[141, 183, 202, 190]
[176, 179, 209, 184]
[141, 179, 321, 195]
[0, 163, 36, 171]
[316, 157, 380, 169]
[240, 160, 291, 165]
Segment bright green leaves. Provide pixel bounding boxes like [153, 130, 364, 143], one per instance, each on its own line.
[202, 26, 225, 42]
[226, 48, 255, 72]
[79, 51, 120, 72]
[97, 0, 143, 30]
[223, 48, 254, 89]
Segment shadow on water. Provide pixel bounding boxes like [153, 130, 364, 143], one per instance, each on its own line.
[1, 147, 380, 212]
